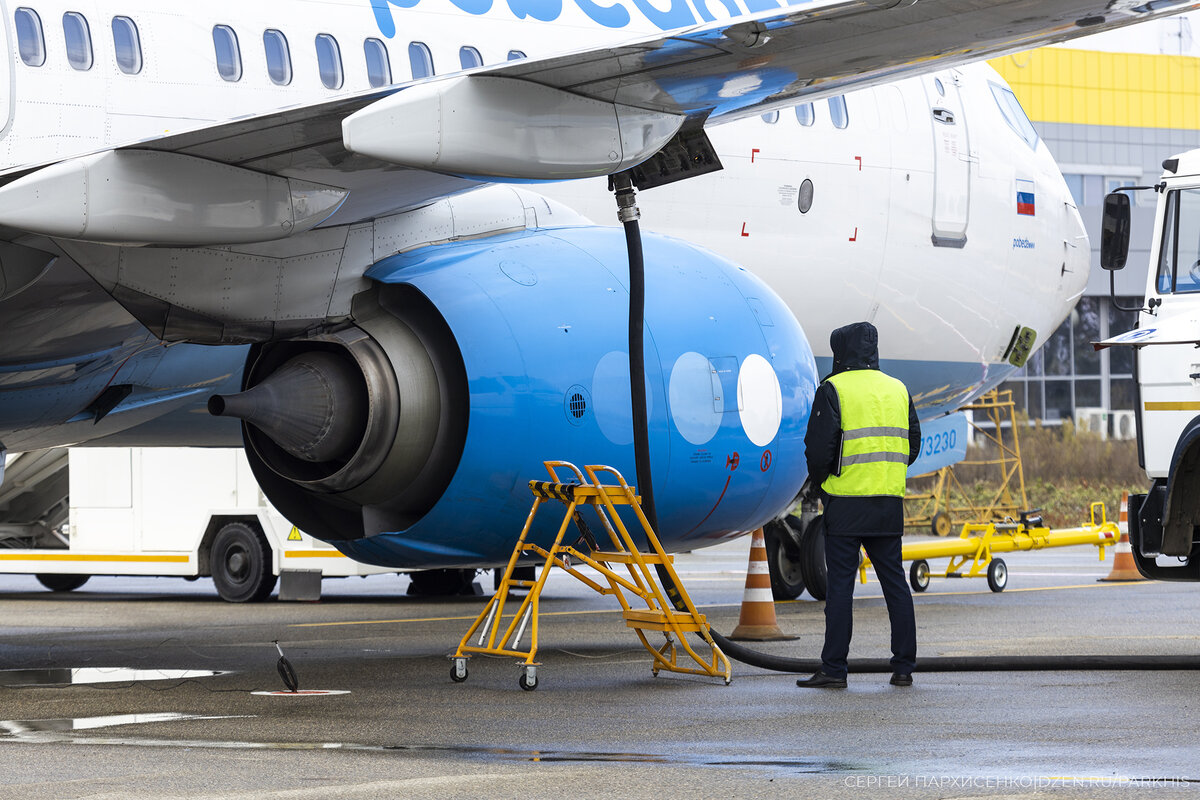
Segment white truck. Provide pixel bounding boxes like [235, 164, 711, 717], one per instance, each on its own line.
[1098, 150, 1200, 581]
[0, 447, 402, 600]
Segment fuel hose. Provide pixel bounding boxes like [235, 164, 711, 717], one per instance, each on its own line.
[615, 177, 1200, 675]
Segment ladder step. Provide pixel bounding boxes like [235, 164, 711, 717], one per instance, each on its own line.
[622, 608, 707, 632]
[591, 551, 672, 565]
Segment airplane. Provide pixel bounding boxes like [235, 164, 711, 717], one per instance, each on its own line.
[0, 0, 1196, 602]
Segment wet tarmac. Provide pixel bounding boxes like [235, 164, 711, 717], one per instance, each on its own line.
[0, 538, 1198, 798]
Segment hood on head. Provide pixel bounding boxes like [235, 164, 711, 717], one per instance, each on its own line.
[829, 322, 879, 376]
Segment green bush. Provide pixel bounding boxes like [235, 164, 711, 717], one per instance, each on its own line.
[909, 418, 1147, 529]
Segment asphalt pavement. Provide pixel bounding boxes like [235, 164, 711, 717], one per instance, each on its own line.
[0, 536, 1197, 799]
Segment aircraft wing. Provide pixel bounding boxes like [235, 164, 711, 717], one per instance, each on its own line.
[1094, 314, 1200, 350]
[1, 0, 1198, 234]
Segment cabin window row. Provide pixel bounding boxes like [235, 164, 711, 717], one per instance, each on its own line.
[16, 7, 142, 74]
[760, 97, 850, 129]
[15, 8, 528, 89]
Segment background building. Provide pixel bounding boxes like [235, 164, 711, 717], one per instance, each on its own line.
[988, 14, 1200, 436]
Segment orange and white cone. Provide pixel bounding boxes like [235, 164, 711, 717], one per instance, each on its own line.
[731, 528, 796, 641]
[1100, 492, 1146, 582]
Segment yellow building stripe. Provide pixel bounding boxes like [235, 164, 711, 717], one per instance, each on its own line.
[990, 49, 1200, 128]
[0, 553, 190, 563]
[284, 550, 348, 559]
[1145, 401, 1200, 411]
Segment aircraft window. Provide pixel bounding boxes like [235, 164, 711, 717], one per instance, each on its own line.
[795, 103, 814, 126]
[111, 17, 142, 75]
[828, 96, 848, 129]
[934, 77, 945, 97]
[14, 8, 45, 67]
[212, 25, 241, 81]
[409, 42, 434, 79]
[761, 110, 779, 124]
[459, 46, 483, 69]
[989, 82, 1038, 149]
[364, 37, 391, 87]
[63, 12, 93, 71]
[316, 34, 343, 89]
[1156, 188, 1200, 294]
[263, 29, 291, 85]
[507, 50, 526, 61]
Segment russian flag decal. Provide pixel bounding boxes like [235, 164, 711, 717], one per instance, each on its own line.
[1016, 179, 1036, 216]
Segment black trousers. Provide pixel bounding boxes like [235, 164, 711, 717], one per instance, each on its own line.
[821, 533, 917, 679]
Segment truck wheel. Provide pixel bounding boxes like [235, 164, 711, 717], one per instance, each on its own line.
[765, 517, 806, 600]
[211, 521, 276, 603]
[36, 574, 89, 592]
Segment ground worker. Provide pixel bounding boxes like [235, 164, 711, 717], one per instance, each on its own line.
[797, 321, 921, 689]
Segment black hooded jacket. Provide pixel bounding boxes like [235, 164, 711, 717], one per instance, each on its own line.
[804, 322, 922, 536]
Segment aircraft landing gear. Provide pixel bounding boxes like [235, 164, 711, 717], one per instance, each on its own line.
[764, 517, 806, 599]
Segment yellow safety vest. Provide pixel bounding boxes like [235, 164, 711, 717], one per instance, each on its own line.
[821, 369, 910, 498]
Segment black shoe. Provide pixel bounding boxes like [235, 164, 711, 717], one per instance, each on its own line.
[796, 671, 847, 689]
[889, 673, 912, 687]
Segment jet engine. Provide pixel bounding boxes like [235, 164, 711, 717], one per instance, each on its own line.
[211, 225, 818, 568]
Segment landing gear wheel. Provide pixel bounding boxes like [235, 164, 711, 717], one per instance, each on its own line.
[211, 521, 276, 603]
[799, 515, 828, 602]
[407, 568, 478, 596]
[931, 511, 952, 537]
[765, 517, 806, 600]
[450, 659, 468, 683]
[35, 574, 89, 592]
[987, 558, 1008, 593]
[518, 667, 538, 691]
[909, 559, 931, 592]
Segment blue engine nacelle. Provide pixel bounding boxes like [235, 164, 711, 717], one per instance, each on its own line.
[224, 226, 817, 568]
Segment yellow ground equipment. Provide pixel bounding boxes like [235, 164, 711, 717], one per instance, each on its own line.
[905, 390, 1029, 536]
[865, 504, 1120, 593]
[450, 461, 731, 690]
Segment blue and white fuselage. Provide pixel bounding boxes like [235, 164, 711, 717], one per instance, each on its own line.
[0, 0, 1106, 568]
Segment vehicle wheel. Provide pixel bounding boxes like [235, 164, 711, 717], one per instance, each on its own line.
[799, 515, 828, 602]
[987, 558, 1008, 593]
[211, 521, 276, 603]
[909, 559, 930, 592]
[765, 517, 806, 600]
[36, 574, 89, 592]
[931, 511, 952, 537]
[407, 568, 478, 596]
[277, 656, 299, 692]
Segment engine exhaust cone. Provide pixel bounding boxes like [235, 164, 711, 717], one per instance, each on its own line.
[209, 351, 367, 464]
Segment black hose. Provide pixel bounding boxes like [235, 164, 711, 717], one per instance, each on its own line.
[615, 179, 1200, 676]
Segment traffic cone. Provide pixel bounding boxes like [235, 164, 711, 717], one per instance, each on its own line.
[731, 528, 796, 641]
[1100, 492, 1146, 582]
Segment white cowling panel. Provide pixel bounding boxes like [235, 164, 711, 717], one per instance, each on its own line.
[341, 76, 684, 180]
[0, 150, 347, 245]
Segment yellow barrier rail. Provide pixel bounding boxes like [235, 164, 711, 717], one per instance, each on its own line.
[867, 503, 1120, 593]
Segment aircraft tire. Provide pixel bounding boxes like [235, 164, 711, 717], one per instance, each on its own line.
[211, 521, 277, 603]
[35, 574, 89, 592]
[765, 517, 806, 600]
[407, 568, 478, 596]
[799, 515, 828, 601]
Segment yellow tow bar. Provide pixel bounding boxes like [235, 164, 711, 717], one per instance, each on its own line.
[862, 503, 1120, 593]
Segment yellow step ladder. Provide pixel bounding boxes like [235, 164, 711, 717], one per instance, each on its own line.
[450, 461, 731, 690]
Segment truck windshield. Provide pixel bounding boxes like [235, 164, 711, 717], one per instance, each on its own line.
[1156, 188, 1200, 294]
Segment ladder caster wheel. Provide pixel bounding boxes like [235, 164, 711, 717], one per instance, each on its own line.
[987, 558, 1008, 593]
[651, 668, 660, 677]
[909, 559, 930, 593]
[450, 660, 468, 683]
[724, 678, 732, 686]
[518, 671, 538, 691]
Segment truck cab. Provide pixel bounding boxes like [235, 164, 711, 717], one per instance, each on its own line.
[1100, 151, 1200, 580]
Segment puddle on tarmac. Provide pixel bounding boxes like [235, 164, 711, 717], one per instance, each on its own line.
[0, 668, 227, 687]
[1, 712, 247, 736]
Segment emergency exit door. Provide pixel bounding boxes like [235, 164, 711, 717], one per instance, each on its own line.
[926, 72, 971, 246]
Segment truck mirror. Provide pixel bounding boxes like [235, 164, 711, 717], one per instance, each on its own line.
[1100, 192, 1131, 271]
